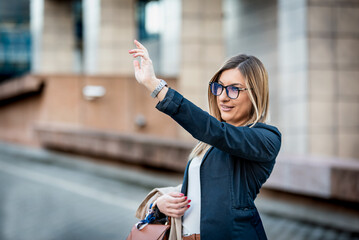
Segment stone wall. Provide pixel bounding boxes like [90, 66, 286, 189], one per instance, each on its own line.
[225, 0, 359, 160]
[307, 0, 359, 159]
[0, 75, 179, 146]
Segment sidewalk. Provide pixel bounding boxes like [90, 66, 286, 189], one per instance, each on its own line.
[1, 141, 358, 234]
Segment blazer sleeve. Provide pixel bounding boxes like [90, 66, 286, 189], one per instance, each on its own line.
[156, 88, 281, 162]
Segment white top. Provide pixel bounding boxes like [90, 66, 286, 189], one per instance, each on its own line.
[182, 147, 210, 235]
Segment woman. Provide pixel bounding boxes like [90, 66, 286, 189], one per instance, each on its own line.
[129, 40, 281, 240]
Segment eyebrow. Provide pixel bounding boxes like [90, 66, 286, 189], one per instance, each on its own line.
[218, 80, 244, 87]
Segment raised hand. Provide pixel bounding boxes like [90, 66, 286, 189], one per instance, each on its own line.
[128, 40, 168, 100]
[129, 40, 157, 86]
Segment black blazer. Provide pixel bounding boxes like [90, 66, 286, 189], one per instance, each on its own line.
[156, 88, 281, 240]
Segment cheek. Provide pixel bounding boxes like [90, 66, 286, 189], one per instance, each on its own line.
[235, 97, 252, 115]
[216, 97, 221, 109]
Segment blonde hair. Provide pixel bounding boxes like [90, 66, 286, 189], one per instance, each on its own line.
[188, 54, 269, 160]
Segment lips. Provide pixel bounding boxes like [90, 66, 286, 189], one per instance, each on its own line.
[220, 104, 234, 112]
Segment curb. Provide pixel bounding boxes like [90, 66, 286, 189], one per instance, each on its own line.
[0, 141, 182, 190]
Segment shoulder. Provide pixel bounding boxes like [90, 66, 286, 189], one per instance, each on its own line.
[246, 122, 282, 141]
[251, 122, 280, 133]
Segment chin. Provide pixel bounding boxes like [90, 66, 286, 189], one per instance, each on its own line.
[220, 113, 231, 123]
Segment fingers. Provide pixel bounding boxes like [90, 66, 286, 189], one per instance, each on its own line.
[134, 39, 147, 52]
[129, 40, 150, 60]
[156, 192, 191, 218]
[167, 192, 188, 204]
[168, 192, 184, 198]
[129, 49, 150, 61]
[129, 50, 146, 59]
[133, 60, 140, 71]
[167, 199, 190, 209]
[128, 49, 144, 55]
[167, 206, 189, 218]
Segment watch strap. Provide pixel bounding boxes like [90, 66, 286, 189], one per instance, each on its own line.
[150, 79, 167, 98]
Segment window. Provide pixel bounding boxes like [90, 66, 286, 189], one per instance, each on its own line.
[0, 0, 31, 82]
[136, 0, 163, 41]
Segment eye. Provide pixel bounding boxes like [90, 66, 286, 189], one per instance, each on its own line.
[227, 86, 240, 99]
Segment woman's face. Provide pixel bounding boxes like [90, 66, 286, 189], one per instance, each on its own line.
[216, 69, 252, 126]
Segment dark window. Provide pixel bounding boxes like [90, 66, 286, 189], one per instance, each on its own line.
[136, 0, 162, 41]
[0, 0, 31, 82]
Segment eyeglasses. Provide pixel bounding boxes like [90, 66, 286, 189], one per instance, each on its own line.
[209, 82, 249, 99]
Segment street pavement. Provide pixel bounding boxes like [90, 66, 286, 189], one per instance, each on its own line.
[0, 141, 359, 240]
[0, 153, 148, 240]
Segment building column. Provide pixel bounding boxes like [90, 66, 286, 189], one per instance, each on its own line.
[159, 0, 181, 77]
[278, 0, 309, 155]
[179, 0, 224, 139]
[307, 0, 359, 159]
[39, 0, 75, 73]
[30, 0, 44, 73]
[83, 0, 100, 75]
[180, 0, 224, 108]
[279, 0, 359, 160]
[97, 0, 136, 75]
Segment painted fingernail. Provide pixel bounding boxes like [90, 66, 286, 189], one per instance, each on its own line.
[188, 200, 191, 203]
[187, 205, 190, 208]
[179, 193, 184, 196]
[184, 197, 187, 200]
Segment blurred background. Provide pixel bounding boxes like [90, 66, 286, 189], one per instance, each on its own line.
[0, 0, 358, 239]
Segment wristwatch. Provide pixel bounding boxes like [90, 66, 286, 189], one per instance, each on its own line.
[151, 79, 167, 98]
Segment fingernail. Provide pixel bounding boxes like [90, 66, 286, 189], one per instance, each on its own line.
[179, 193, 184, 196]
[188, 200, 191, 203]
[187, 205, 190, 208]
[184, 197, 187, 200]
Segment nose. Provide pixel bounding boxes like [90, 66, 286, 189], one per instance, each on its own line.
[218, 89, 230, 101]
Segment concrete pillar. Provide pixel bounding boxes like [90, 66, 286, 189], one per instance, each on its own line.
[40, 0, 75, 73]
[30, 0, 44, 73]
[178, 0, 224, 139]
[83, 0, 100, 75]
[223, 0, 280, 127]
[159, 0, 181, 77]
[278, 0, 359, 160]
[278, 0, 309, 155]
[180, 0, 224, 108]
[307, 0, 359, 159]
[97, 0, 136, 74]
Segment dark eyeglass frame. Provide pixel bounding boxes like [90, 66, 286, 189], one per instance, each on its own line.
[209, 82, 249, 99]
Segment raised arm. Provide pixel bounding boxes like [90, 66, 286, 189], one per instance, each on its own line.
[129, 40, 281, 162]
[156, 88, 281, 162]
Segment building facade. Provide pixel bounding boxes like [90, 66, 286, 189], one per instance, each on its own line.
[0, 0, 358, 202]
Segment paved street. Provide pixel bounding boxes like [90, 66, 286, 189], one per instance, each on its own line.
[0, 144, 358, 240]
[0, 153, 150, 240]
